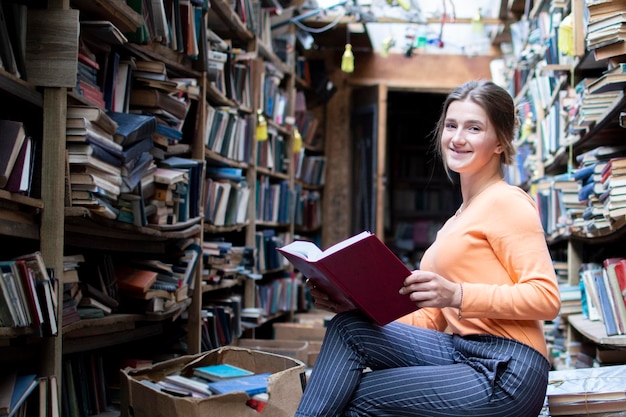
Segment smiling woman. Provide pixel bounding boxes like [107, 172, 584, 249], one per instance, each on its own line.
[293, 79, 560, 417]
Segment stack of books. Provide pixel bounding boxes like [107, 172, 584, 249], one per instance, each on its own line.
[586, 1, 626, 60]
[141, 363, 271, 400]
[598, 156, 626, 219]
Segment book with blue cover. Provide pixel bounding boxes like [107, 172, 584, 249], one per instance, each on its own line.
[207, 372, 271, 396]
[193, 363, 254, 381]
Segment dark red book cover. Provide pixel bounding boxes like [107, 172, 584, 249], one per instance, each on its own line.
[278, 231, 417, 325]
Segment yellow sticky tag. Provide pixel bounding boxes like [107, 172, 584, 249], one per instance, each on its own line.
[293, 128, 302, 153]
[256, 112, 268, 141]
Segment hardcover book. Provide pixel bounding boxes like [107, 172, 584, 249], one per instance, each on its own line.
[207, 373, 271, 396]
[277, 231, 417, 326]
[193, 364, 254, 382]
[0, 120, 26, 188]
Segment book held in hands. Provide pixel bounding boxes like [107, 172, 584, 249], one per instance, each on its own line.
[277, 231, 417, 325]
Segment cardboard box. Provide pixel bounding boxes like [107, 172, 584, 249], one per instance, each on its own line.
[293, 311, 334, 326]
[120, 346, 306, 417]
[235, 339, 310, 365]
[235, 339, 323, 368]
[273, 322, 327, 341]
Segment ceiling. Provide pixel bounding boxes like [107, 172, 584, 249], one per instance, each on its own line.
[281, 0, 521, 56]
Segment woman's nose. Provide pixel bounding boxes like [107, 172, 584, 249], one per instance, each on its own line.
[451, 131, 465, 144]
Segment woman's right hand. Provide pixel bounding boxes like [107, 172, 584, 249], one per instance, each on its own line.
[306, 279, 357, 313]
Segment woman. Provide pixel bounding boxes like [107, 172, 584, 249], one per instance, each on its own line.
[294, 80, 560, 417]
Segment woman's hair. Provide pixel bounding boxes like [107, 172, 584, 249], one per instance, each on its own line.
[433, 79, 518, 171]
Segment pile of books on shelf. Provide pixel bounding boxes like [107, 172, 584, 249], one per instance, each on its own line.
[598, 156, 626, 220]
[60, 242, 201, 319]
[585, 1, 626, 61]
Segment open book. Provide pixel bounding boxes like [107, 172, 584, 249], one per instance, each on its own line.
[277, 231, 417, 325]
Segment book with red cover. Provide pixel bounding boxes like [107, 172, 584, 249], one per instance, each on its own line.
[613, 259, 626, 304]
[115, 266, 158, 296]
[277, 231, 417, 326]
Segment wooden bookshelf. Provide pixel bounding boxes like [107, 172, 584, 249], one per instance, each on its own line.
[0, 0, 306, 414]
[507, 0, 626, 369]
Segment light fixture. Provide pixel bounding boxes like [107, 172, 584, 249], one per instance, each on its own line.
[341, 25, 354, 73]
[256, 110, 268, 141]
[380, 35, 395, 58]
[471, 7, 484, 34]
[341, 43, 354, 73]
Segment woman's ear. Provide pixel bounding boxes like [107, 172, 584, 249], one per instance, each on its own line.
[495, 144, 503, 154]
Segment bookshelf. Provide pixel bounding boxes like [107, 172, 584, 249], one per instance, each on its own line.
[0, 0, 304, 415]
[506, 0, 626, 369]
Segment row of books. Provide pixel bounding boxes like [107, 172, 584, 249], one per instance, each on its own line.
[255, 176, 291, 224]
[0, 252, 57, 337]
[294, 154, 326, 187]
[261, 62, 290, 125]
[257, 126, 289, 174]
[0, 119, 35, 195]
[0, 372, 59, 417]
[254, 275, 298, 317]
[579, 258, 626, 337]
[204, 104, 254, 163]
[254, 229, 288, 273]
[204, 176, 251, 227]
[293, 187, 322, 231]
[61, 353, 111, 417]
[201, 295, 243, 351]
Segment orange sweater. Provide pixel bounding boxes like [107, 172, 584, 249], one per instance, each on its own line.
[397, 181, 561, 359]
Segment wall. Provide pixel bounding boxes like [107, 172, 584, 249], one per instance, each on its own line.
[321, 52, 494, 248]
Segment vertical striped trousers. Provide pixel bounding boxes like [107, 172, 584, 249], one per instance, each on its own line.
[294, 311, 549, 417]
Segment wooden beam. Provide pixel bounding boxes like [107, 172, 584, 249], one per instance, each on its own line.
[346, 52, 495, 90]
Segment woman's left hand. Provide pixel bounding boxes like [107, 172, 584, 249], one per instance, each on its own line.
[399, 270, 462, 309]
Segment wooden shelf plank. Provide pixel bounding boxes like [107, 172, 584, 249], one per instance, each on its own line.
[568, 314, 626, 346]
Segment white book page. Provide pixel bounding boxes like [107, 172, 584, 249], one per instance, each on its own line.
[319, 231, 372, 258]
[280, 231, 372, 261]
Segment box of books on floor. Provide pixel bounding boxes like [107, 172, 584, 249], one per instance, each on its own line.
[119, 346, 306, 417]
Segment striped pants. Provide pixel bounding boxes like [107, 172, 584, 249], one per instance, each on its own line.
[294, 311, 550, 417]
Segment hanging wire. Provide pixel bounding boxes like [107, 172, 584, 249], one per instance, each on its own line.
[292, 9, 347, 33]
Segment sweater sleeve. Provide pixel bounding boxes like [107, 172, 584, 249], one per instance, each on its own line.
[459, 189, 561, 321]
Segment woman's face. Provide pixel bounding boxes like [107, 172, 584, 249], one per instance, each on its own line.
[441, 99, 502, 176]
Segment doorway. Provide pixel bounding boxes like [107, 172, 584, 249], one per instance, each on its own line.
[385, 90, 461, 268]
